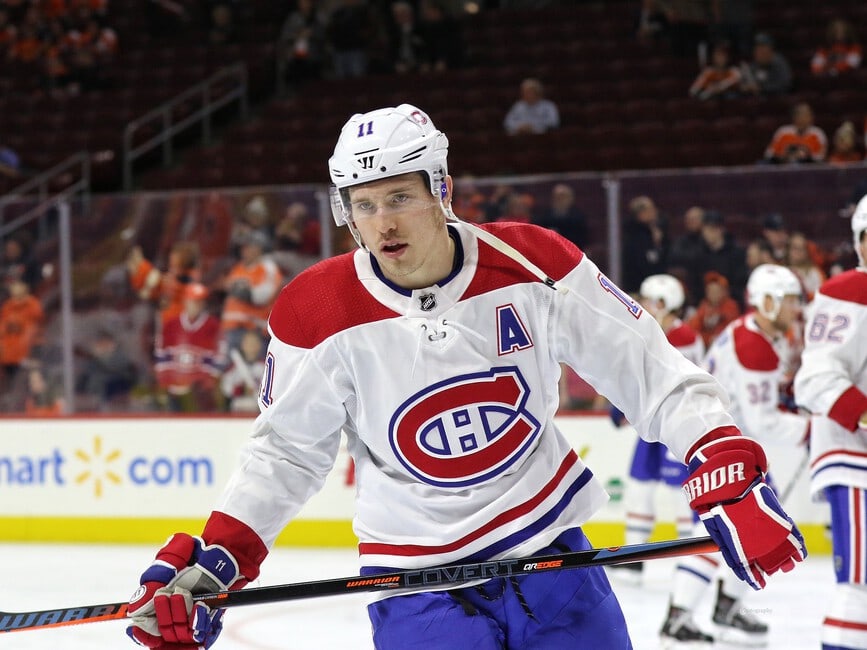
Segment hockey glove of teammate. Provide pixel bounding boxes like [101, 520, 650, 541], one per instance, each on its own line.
[683, 432, 807, 591]
[127, 512, 267, 649]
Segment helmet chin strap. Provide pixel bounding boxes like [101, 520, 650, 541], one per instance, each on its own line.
[442, 203, 569, 295]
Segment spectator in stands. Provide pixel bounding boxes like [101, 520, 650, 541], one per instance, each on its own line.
[786, 231, 826, 302]
[634, 0, 669, 48]
[533, 183, 589, 249]
[622, 195, 669, 293]
[272, 201, 321, 278]
[0, 276, 44, 391]
[23, 362, 64, 415]
[327, 0, 376, 79]
[416, 0, 464, 73]
[828, 121, 864, 165]
[126, 241, 202, 328]
[451, 176, 487, 224]
[0, 8, 16, 59]
[503, 78, 560, 136]
[66, 13, 119, 92]
[0, 140, 22, 179]
[687, 270, 741, 348]
[709, 0, 754, 60]
[760, 212, 789, 263]
[1, 232, 40, 298]
[689, 40, 741, 101]
[667, 205, 706, 306]
[482, 183, 517, 221]
[810, 17, 862, 77]
[494, 192, 533, 224]
[155, 282, 225, 413]
[75, 327, 138, 412]
[278, 0, 328, 90]
[384, 1, 423, 74]
[762, 103, 828, 164]
[205, 1, 238, 45]
[230, 195, 275, 254]
[745, 237, 775, 274]
[739, 31, 792, 96]
[219, 230, 282, 354]
[221, 329, 266, 413]
[695, 209, 748, 308]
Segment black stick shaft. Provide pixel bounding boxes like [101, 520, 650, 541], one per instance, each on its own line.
[0, 536, 718, 633]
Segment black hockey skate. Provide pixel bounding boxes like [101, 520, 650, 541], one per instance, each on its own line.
[711, 580, 769, 647]
[659, 603, 714, 648]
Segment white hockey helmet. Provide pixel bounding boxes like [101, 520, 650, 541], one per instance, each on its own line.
[328, 104, 450, 231]
[746, 264, 802, 320]
[852, 194, 867, 266]
[639, 274, 685, 313]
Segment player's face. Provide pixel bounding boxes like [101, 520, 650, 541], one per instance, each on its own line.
[349, 173, 453, 289]
[773, 294, 802, 332]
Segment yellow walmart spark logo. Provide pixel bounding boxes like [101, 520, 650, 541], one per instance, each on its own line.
[75, 436, 122, 497]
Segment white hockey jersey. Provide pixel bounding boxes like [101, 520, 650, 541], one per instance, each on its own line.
[702, 314, 809, 448]
[215, 222, 739, 579]
[794, 268, 867, 497]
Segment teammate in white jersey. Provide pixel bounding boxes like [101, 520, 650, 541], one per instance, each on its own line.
[607, 274, 703, 586]
[660, 263, 810, 647]
[794, 198, 867, 650]
[125, 104, 806, 650]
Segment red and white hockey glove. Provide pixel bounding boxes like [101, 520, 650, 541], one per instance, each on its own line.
[683, 433, 807, 591]
[126, 513, 267, 649]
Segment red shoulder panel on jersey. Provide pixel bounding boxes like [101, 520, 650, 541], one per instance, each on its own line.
[463, 222, 584, 299]
[732, 321, 778, 371]
[268, 253, 399, 348]
[820, 269, 867, 305]
[666, 322, 699, 347]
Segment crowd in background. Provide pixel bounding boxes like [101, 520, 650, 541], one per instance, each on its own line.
[0, 0, 866, 414]
[1, 171, 860, 415]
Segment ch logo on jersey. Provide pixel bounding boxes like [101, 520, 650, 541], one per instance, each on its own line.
[496, 304, 533, 355]
[389, 367, 541, 487]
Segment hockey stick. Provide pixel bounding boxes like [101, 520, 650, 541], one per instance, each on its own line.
[0, 535, 717, 634]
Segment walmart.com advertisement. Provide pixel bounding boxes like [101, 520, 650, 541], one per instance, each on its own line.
[0, 416, 825, 536]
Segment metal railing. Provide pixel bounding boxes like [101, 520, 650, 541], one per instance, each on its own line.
[0, 152, 91, 240]
[122, 63, 249, 190]
[0, 152, 91, 413]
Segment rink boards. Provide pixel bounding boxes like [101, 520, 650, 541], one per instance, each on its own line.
[0, 415, 830, 553]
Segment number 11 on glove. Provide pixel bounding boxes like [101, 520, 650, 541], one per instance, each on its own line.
[683, 434, 807, 590]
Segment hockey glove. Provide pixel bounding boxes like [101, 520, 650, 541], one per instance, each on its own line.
[683, 433, 807, 591]
[127, 513, 266, 649]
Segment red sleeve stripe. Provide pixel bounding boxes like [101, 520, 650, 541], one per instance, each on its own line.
[829, 385, 867, 432]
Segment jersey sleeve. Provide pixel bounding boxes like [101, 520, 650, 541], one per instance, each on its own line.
[550, 254, 737, 462]
[214, 283, 350, 548]
[795, 280, 867, 431]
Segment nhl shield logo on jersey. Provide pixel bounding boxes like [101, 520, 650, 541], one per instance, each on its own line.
[419, 293, 437, 311]
[388, 366, 541, 488]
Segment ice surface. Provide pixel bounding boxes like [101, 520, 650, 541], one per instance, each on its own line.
[0, 542, 830, 649]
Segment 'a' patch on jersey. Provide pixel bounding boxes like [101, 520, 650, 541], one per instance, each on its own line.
[597, 273, 643, 319]
[496, 304, 533, 355]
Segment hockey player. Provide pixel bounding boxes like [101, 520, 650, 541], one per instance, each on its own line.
[607, 274, 703, 586]
[125, 104, 806, 650]
[794, 197, 867, 650]
[660, 263, 811, 647]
